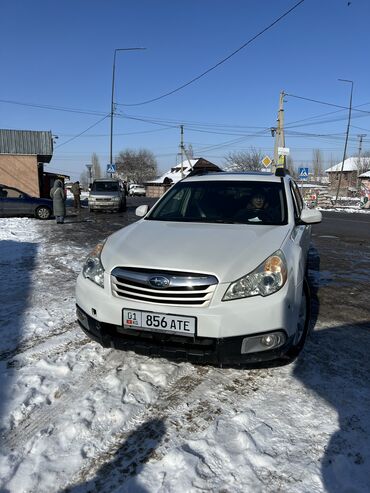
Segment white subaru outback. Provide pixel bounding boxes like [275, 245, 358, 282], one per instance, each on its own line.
[76, 169, 322, 365]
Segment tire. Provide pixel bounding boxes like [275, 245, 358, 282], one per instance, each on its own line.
[35, 206, 52, 220]
[284, 277, 311, 362]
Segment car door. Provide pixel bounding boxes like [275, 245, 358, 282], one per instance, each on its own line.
[0, 186, 30, 216]
[289, 180, 311, 270]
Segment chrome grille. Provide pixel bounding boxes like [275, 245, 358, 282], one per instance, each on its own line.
[111, 267, 218, 306]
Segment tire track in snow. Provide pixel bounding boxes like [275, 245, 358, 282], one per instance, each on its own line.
[7, 328, 89, 369]
[65, 366, 268, 490]
[0, 321, 78, 363]
[1, 350, 125, 451]
[0, 353, 199, 457]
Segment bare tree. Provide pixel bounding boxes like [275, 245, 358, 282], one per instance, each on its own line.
[223, 147, 264, 171]
[312, 149, 323, 180]
[91, 153, 102, 179]
[79, 170, 89, 189]
[115, 149, 158, 183]
[357, 150, 370, 175]
[286, 155, 294, 175]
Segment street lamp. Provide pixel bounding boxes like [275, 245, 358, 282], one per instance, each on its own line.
[334, 79, 354, 205]
[109, 47, 146, 168]
[86, 164, 93, 186]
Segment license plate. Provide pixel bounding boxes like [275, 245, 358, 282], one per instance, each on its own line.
[123, 309, 196, 337]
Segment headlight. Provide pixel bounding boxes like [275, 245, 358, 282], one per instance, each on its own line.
[223, 250, 287, 301]
[82, 242, 105, 288]
[112, 197, 120, 201]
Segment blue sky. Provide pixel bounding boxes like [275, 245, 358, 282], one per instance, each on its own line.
[1, 0, 370, 180]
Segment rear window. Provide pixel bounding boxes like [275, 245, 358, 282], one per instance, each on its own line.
[91, 182, 119, 192]
[148, 181, 287, 225]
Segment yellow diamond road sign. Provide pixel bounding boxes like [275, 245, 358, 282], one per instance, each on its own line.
[262, 155, 272, 168]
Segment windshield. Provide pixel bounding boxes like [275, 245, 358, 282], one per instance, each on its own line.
[148, 181, 287, 225]
[91, 182, 120, 192]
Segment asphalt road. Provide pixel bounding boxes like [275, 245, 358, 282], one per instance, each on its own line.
[310, 210, 370, 328]
[313, 210, 370, 241]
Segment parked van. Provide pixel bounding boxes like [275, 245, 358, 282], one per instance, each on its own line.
[88, 179, 126, 212]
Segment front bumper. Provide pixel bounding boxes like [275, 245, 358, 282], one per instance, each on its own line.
[76, 269, 302, 365]
[77, 304, 295, 366]
[89, 201, 120, 211]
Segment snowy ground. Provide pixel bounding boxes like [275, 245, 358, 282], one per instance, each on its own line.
[0, 208, 370, 493]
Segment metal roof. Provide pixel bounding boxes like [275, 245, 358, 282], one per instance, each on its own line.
[0, 129, 53, 162]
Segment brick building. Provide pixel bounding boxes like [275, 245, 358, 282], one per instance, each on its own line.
[0, 129, 65, 198]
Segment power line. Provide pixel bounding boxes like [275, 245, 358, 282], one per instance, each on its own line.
[54, 115, 110, 149]
[285, 93, 370, 115]
[118, 0, 306, 107]
[0, 98, 106, 116]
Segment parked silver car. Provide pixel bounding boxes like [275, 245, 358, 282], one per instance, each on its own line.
[129, 184, 146, 197]
[88, 179, 127, 212]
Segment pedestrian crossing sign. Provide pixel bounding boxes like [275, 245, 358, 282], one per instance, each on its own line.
[106, 163, 116, 173]
[298, 167, 309, 180]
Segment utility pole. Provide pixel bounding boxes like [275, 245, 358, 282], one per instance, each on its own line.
[356, 133, 366, 188]
[335, 79, 354, 204]
[357, 133, 366, 168]
[273, 90, 286, 170]
[180, 125, 184, 178]
[179, 125, 193, 177]
[109, 47, 146, 168]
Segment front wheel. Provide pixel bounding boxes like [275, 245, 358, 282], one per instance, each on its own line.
[35, 206, 52, 220]
[285, 277, 311, 362]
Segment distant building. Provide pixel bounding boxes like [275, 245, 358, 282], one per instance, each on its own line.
[324, 157, 370, 195]
[0, 129, 67, 197]
[358, 170, 370, 199]
[145, 158, 222, 198]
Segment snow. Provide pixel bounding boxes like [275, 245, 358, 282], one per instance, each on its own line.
[1, 216, 370, 492]
[324, 157, 364, 173]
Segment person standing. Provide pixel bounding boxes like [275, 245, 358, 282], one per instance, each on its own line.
[50, 179, 66, 224]
[71, 181, 81, 210]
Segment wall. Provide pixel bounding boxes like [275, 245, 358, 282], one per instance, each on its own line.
[327, 171, 357, 195]
[0, 155, 40, 196]
[145, 184, 172, 198]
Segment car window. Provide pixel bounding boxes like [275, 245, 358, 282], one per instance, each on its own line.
[91, 182, 119, 192]
[148, 181, 287, 225]
[1, 187, 22, 198]
[290, 180, 304, 219]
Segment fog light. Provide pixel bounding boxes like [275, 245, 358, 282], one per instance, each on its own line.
[261, 334, 278, 347]
[241, 331, 286, 354]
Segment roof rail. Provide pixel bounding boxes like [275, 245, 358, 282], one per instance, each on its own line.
[186, 168, 223, 178]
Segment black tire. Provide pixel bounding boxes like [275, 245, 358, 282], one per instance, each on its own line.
[284, 277, 311, 362]
[35, 206, 52, 220]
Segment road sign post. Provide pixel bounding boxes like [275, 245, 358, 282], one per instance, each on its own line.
[261, 155, 272, 172]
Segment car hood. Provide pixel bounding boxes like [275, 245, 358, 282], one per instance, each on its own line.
[28, 196, 52, 205]
[101, 220, 291, 282]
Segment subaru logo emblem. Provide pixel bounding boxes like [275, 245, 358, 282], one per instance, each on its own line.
[149, 276, 170, 289]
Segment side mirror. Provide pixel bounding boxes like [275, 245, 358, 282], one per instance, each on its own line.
[298, 207, 322, 224]
[135, 205, 149, 217]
